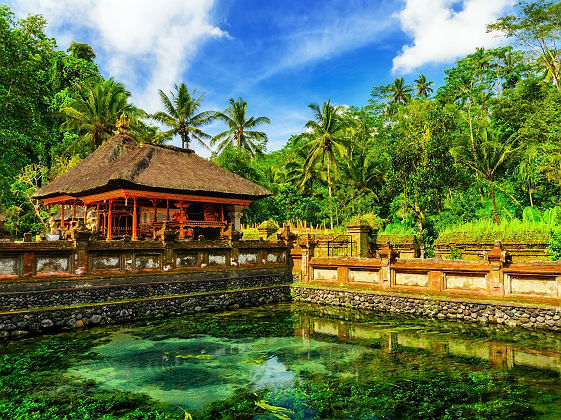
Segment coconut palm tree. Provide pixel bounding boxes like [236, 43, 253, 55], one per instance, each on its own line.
[151, 83, 216, 149]
[60, 78, 132, 148]
[301, 100, 351, 229]
[388, 77, 412, 104]
[211, 97, 270, 156]
[285, 144, 325, 196]
[414, 74, 434, 98]
[341, 146, 386, 197]
[451, 128, 519, 224]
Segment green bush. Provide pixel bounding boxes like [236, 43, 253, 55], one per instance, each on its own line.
[548, 232, 561, 260]
[258, 219, 278, 230]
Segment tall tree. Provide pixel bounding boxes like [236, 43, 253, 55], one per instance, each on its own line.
[488, 1, 561, 90]
[60, 78, 132, 149]
[211, 97, 270, 156]
[67, 41, 95, 62]
[451, 128, 519, 224]
[517, 148, 543, 206]
[301, 100, 350, 229]
[414, 74, 434, 98]
[388, 77, 412, 104]
[152, 83, 216, 149]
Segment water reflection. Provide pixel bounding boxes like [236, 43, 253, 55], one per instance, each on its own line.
[295, 314, 561, 374]
[69, 303, 561, 416]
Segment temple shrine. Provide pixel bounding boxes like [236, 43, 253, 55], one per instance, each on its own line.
[33, 131, 270, 241]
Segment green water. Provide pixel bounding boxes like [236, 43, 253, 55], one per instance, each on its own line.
[1, 303, 561, 419]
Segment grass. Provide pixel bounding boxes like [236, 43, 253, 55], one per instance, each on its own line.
[435, 219, 557, 245]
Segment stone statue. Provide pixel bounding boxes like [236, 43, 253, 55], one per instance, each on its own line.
[48, 217, 57, 234]
[86, 209, 98, 233]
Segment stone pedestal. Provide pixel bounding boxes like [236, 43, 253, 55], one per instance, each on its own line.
[225, 205, 244, 232]
[346, 224, 372, 257]
[258, 227, 277, 240]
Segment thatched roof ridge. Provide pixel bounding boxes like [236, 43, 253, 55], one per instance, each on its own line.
[33, 134, 271, 200]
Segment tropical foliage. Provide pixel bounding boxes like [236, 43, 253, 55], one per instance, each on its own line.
[151, 83, 217, 149]
[212, 97, 270, 156]
[3, 1, 561, 256]
[60, 78, 133, 150]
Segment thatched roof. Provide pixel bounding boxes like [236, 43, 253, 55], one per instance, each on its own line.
[34, 134, 270, 200]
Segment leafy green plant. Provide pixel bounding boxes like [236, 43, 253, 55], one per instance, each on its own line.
[548, 231, 561, 260]
[449, 247, 463, 260]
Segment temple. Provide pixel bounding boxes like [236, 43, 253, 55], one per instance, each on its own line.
[33, 133, 270, 241]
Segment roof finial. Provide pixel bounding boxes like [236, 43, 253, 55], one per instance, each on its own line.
[115, 112, 130, 135]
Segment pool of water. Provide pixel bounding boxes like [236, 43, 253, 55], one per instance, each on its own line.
[2, 303, 561, 418]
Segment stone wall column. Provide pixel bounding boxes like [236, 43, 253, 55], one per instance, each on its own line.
[337, 266, 349, 285]
[22, 252, 34, 277]
[299, 235, 316, 283]
[346, 224, 372, 257]
[225, 205, 244, 232]
[279, 224, 298, 271]
[428, 271, 443, 291]
[378, 242, 397, 289]
[74, 230, 92, 275]
[487, 240, 509, 296]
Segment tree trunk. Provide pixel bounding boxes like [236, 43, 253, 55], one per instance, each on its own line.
[490, 182, 499, 225]
[529, 189, 534, 207]
[327, 158, 334, 230]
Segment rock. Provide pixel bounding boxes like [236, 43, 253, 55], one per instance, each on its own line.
[90, 314, 102, 324]
[40, 319, 54, 328]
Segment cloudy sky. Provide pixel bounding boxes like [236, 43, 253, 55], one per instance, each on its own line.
[9, 0, 514, 155]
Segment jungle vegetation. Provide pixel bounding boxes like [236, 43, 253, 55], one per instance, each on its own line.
[2, 1, 561, 252]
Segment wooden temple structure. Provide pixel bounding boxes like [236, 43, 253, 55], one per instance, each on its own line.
[33, 133, 270, 241]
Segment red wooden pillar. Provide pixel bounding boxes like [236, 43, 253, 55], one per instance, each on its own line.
[166, 199, 170, 222]
[179, 201, 185, 239]
[220, 204, 225, 233]
[153, 200, 158, 222]
[132, 198, 138, 241]
[96, 203, 100, 233]
[61, 203, 65, 229]
[107, 199, 113, 241]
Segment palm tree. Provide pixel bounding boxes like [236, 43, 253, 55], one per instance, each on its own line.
[517, 149, 542, 207]
[414, 74, 434, 98]
[341, 146, 386, 197]
[451, 128, 519, 224]
[286, 145, 325, 196]
[60, 78, 132, 148]
[211, 97, 270, 156]
[131, 115, 172, 145]
[301, 100, 351, 229]
[151, 83, 216, 149]
[388, 77, 412, 104]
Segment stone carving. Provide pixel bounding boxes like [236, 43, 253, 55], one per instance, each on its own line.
[85, 209, 98, 233]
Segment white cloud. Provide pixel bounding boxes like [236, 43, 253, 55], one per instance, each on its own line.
[258, 4, 398, 81]
[392, 0, 513, 73]
[11, 0, 228, 112]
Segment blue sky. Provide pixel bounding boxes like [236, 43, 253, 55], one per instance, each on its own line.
[9, 0, 514, 155]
